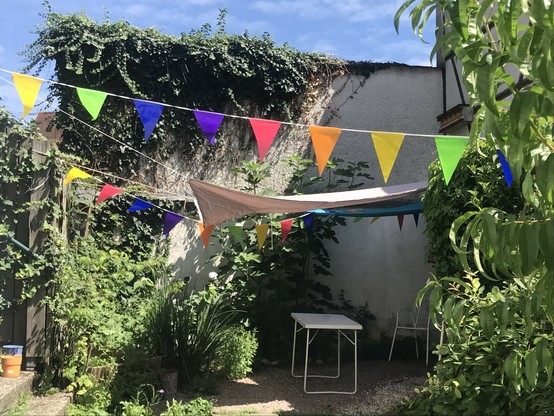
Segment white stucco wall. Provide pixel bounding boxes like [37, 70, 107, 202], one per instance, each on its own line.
[168, 65, 443, 341]
[304, 67, 441, 341]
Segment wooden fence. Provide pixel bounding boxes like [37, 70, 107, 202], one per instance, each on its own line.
[1, 129, 56, 371]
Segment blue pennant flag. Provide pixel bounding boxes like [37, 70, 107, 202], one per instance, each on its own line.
[303, 213, 314, 234]
[496, 149, 513, 187]
[134, 99, 164, 142]
[128, 198, 153, 213]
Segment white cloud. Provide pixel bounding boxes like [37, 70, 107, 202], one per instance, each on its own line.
[251, 0, 406, 22]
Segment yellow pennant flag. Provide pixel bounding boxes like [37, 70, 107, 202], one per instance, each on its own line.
[63, 167, 91, 185]
[371, 132, 405, 183]
[256, 224, 269, 250]
[12, 73, 43, 118]
[309, 126, 342, 175]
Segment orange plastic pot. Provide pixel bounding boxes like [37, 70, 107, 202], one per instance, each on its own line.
[1, 354, 23, 378]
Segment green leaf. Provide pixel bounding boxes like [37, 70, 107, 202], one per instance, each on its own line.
[539, 220, 554, 269]
[535, 153, 554, 205]
[525, 349, 538, 389]
[504, 352, 519, 381]
[480, 307, 494, 338]
[519, 222, 539, 275]
[510, 90, 536, 136]
[394, 0, 417, 34]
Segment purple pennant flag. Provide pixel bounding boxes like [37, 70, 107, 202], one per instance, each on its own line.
[162, 212, 184, 238]
[413, 213, 420, 227]
[496, 149, 513, 187]
[128, 198, 153, 213]
[303, 213, 314, 234]
[134, 99, 164, 142]
[193, 110, 224, 145]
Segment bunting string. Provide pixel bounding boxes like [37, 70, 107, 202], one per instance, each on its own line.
[1, 71, 481, 182]
[0, 68, 469, 140]
[0, 74, 195, 197]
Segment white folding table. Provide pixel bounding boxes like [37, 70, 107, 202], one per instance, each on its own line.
[291, 312, 363, 394]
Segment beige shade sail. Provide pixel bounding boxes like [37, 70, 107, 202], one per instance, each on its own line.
[190, 179, 427, 226]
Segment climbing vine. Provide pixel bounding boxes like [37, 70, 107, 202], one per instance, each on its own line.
[24, 6, 345, 179]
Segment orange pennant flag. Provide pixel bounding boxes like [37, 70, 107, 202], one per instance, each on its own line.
[12, 73, 43, 118]
[96, 184, 123, 204]
[256, 223, 269, 250]
[198, 222, 214, 249]
[63, 167, 91, 185]
[371, 132, 405, 183]
[309, 126, 342, 175]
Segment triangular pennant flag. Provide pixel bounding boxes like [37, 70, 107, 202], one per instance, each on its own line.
[63, 167, 91, 185]
[133, 99, 164, 142]
[303, 213, 314, 235]
[370, 217, 381, 224]
[309, 126, 342, 175]
[162, 212, 184, 238]
[128, 198, 153, 213]
[413, 212, 420, 227]
[496, 149, 513, 187]
[228, 225, 245, 249]
[96, 184, 123, 205]
[371, 132, 405, 183]
[434, 136, 469, 185]
[249, 118, 281, 161]
[12, 73, 43, 118]
[280, 219, 293, 243]
[256, 224, 269, 250]
[193, 110, 224, 145]
[397, 215, 404, 231]
[76, 87, 108, 120]
[198, 222, 215, 248]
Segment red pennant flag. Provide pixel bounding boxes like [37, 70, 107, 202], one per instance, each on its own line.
[198, 222, 215, 248]
[96, 184, 123, 204]
[249, 118, 281, 162]
[280, 219, 293, 243]
[397, 215, 404, 231]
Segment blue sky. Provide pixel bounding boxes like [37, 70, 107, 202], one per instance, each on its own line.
[0, 0, 435, 118]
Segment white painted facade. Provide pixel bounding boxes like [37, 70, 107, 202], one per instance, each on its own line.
[305, 67, 442, 342]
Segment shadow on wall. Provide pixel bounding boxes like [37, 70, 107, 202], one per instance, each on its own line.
[171, 221, 218, 293]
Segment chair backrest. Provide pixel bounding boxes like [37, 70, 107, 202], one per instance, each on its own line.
[414, 295, 431, 329]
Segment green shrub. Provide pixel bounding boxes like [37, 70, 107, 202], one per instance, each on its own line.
[159, 399, 187, 416]
[119, 401, 154, 416]
[214, 326, 258, 380]
[400, 276, 554, 415]
[158, 397, 214, 416]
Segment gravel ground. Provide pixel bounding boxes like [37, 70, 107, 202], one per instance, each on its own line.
[202, 359, 428, 415]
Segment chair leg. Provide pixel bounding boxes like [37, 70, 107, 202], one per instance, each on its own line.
[388, 326, 398, 362]
[414, 329, 419, 359]
[426, 327, 430, 366]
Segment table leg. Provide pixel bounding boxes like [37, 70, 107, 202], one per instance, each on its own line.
[291, 320, 297, 377]
[303, 328, 310, 393]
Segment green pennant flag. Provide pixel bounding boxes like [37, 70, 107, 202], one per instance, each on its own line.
[434, 136, 469, 185]
[77, 87, 108, 120]
[227, 225, 245, 249]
